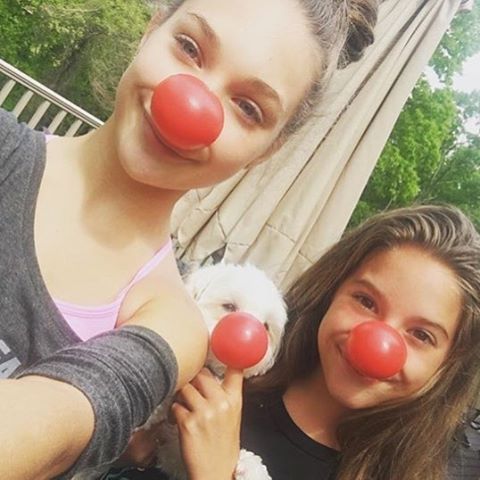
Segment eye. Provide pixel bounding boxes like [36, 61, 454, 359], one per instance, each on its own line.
[233, 98, 263, 125]
[175, 34, 202, 66]
[410, 328, 435, 346]
[352, 293, 377, 312]
[222, 303, 237, 312]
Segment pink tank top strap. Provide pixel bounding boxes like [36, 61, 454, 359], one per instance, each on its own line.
[118, 238, 173, 297]
[54, 239, 173, 341]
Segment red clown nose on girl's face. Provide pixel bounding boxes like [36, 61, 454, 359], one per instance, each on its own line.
[346, 321, 407, 379]
[150, 74, 224, 150]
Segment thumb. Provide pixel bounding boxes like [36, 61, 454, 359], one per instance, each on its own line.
[222, 367, 244, 394]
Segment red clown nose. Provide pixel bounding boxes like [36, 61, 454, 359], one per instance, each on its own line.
[346, 321, 407, 379]
[150, 74, 224, 150]
[210, 312, 269, 370]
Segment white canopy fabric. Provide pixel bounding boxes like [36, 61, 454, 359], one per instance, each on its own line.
[172, 0, 464, 288]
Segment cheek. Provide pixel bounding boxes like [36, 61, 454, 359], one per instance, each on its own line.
[220, 108, 280, 160]
[316, 315, 334, 359]
[402, 349, 446, 392]
[212, 123, 259, 172]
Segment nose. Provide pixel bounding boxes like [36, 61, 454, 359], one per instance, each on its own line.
[210, 312, 269, 369]
[150, 74, 224, 150]
[346, 320, 407, 379]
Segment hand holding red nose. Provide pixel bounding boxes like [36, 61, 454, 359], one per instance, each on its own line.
[150, 74, 224, 150]
[346, 321, 407, 379]
[210, 312, 269, 370]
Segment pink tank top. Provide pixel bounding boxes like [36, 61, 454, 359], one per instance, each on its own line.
[45, 134, 173, 340]
[54, 239, 173, 341]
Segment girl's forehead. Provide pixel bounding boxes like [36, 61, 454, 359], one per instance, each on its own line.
[170, 0, 319, 112]
[175, 0, 314, 50]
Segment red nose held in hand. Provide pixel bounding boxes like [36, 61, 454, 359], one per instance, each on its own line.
[210, 312, 269, 370]
[346, 321, 407, 379]
[150, 74, 224, 150]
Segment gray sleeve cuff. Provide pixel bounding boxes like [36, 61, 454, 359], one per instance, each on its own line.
[17, 325, 178, 477]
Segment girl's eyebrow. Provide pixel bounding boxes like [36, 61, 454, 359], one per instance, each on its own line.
[241, 78, 284, 114]
[186, 12, 284, 115]
[186, 12, 219, 50]
[416, 317, 450, 341]
[350, 278, 382, 297]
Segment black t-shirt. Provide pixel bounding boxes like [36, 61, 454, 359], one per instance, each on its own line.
[100, 389, 340, 480]
[241, 390, 340, 480]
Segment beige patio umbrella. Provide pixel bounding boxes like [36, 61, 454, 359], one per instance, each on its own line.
[172, 0, 466, 288]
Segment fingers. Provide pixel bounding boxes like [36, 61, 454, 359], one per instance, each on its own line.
[176, 367, 243, 404]
[172, 368, 243, 428]
[189, 368, 219, 398]
[222, 368, 244, 394]
[176, 382, 207, 411]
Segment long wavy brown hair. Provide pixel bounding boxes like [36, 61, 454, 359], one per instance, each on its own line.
[250, 205, 480, 480]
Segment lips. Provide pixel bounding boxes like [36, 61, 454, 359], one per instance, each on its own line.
[144, 111, 185, 157]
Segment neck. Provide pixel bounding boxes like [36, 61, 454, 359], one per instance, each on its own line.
[52, 119, 184, 248]
[283, 367, 350, 450]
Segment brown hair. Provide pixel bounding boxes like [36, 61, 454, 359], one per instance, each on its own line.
[251, 204, 480, 479]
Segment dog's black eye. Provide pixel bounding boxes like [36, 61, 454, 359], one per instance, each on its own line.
[264, 323, 270, 332]
[222, 303, 237, 312]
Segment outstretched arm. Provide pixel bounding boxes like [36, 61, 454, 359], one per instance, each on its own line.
[1, 282, 208, 480]
[0, 375, 94, 480]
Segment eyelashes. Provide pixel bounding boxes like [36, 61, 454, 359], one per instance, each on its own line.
[409, 328, 435, 346]
[352, 292, 377, 312]
[175, 34, 202, 66]
[232, 97, 263, 124]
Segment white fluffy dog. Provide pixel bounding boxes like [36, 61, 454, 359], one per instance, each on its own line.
[151, 262, 287, 480]
[76, 263, 286, 480]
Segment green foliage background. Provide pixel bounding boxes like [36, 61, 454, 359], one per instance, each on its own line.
[350, 3, 480, 228]
[0, 0, 478, 227]
[0, 0, 153, 119]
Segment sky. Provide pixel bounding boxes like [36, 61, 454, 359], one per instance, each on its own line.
[454, 53, 480, 133]
[424, 52, 479, 133]
[453, 52, 480, 92]
[425, 52, 480, 92]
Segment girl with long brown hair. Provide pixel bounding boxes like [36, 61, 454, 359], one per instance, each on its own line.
[170, 204, 480, 480]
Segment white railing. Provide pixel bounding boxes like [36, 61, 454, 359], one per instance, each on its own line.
[0, 58, 103, 136]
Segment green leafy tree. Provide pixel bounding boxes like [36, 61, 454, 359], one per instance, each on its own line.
[430, 3, 480, 83]
[0, 0, 153, 119]
[350, 3, 480, 229]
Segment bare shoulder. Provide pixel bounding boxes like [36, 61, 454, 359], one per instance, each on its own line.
[117, 251, 208, 388]
[118, 250, 192, 324]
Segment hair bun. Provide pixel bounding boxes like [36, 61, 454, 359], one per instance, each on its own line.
[339, 0, 378, 68]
